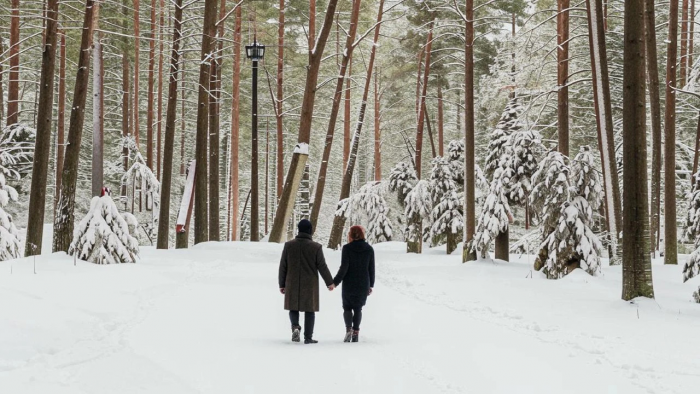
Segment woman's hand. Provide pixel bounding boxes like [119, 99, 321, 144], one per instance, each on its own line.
[368, 288, 373, 295]
[279, 288, 285, 294]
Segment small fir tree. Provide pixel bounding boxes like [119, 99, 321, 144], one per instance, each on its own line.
[484, 97, 522, 181]
[503, 127, 541, 205]
[404, 180, 432, 247]
[0, 172, 20, 260]
[389, 161, 418, 205]
[471, 163, 512, 259]
[429, 157, 462, 253]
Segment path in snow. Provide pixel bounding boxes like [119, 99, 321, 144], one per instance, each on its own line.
[1, 241, 699, 393]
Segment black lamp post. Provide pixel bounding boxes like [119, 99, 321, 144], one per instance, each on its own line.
[246, 37, 264, 241]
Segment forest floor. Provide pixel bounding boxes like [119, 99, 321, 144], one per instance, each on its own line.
[1, 239, 699, 393]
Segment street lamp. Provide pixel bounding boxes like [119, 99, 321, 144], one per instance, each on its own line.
[246, 37, 264, 241]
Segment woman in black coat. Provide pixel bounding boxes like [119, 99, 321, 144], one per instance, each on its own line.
[333, 225, 375, 343]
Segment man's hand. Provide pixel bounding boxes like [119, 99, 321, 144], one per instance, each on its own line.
[328, 284, 336, 291]
[368, 287, 373, 295]
[279, 288, 285, 294]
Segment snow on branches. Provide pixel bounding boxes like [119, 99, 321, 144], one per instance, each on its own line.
[404, 180, 432, 244]
[502, 126, 541, 205]
[429, 157, 463, 253]
[389, 161, 418, 205]
[336, 182, 393, 244]
[69, 194, 140, 264]
[0, 124, 35, 180]
[122, 136, 160, 238]
[0, 172, 21, 260]
[484, 97, 522, 181]
[571, 146, 603, 211]
[471, 164, 513, 259]
[683, 171, 700, 282]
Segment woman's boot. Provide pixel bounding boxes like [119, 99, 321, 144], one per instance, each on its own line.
[344, 327, 353, 342]
[351, 330, 359, 343]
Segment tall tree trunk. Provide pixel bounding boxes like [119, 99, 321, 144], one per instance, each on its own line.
[374, 65, 382, 180]
[585, 0, 622, 265]
[463, 0, 476, 262]
[92, 28, 104, 197]
[228, 6, 242, 241]
[133, 0, 141, 148]
[209, 0, 226, 241]
[645, 0, 663, 253]
[121, 0, 130, 205]
[268, 0, 340, 243]
[24, 0, 59, 257]
[147, 0, 156, 171]
[0, 37, 4, 123]
[665, 0, 679, 265]
[692, 113, 700, 178]
[437, 84, 444, 157]
[276, 0, 285, 202]
[622, 0, 655, 300]
[327, 0, 384, 250]
[343, 59, 352, 169]
[53, 0, 96, 253]
[309, 0, 316, 48]
[193, 0, 219, 244]
[54, 31, 66, 215]
[690, 0, 695, 73]
[156, 0, 183, 249]
[416, 48, 424, 119]
[7, 0, 20, 126]
[681, 0, 690, 86]
[415, 20, 434, 178]
[309, 0, 362, 230]
[157, 0, 165, 179]
[557, 0, 570, 157]
[180, 61, 186, 175]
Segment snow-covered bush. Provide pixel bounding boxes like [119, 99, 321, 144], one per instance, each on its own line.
[0, 124, 34, 179]
[429, 157, 462, 253]
[336, 182, 393, 244]
[530, 151, 572, 231]
[0, 172, 20, 260]
[69, 194, 140, 264]
[571, 146, 603, 211]
[404, 180, 432, 245]
[389, 161, 417, 205]
[471, 164, 512, 259]
[484, 97, 522, 181]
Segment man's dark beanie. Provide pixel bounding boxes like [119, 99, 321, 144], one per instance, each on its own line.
[298, 219, 313, 235]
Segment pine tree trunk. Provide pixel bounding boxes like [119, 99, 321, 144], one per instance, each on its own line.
[495, 229, 509, 261]
[416, 48, 424, 119]
[157, 0, 165, 179]
[156, 0, 183, 249]
[147, 0, 156, 171]
[665, 0, 679, 265]
[463, 0, 477, 263]
[92, 28, 104, 197]
[585, 0, 622, 265]
[121, 0, 130, 205]
[133, 0, 141, 148]
[446, 230, 457, 255]
[309, 0, 316, 48]
[54, 31, 66, 215]
[681, 0, 690, 86]
[557, 0, 570, 157]
[645, 0, 663, 253]
[24, 0, 59, 257]
[228, 6, 242, 241]
[7, 0, 20, 126]
[374, 65, 381, 180]
[622, 0, 655, 300]
[309, 0, 362, 230]
[208, 0, 226, 242]
[690, 0, 695, 73]
[180, 62, 186, 176]
[343, 59, 352, 169]
[415, 20, 434, 179]
[437, 84, 444, 157]
[194, 0, 219, 245]
[276, 0, 285, 202]
[268, 0, 340, 243]
[327, 0, 384, 250]
[53, 0, 97, 253]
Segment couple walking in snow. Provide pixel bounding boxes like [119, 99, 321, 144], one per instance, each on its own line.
[278, 219, 375, 344]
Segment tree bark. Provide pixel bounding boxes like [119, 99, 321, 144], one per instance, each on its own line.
[276, 0, 285, 202]
[92, 28, 104, 197]
[194, 0, 219, 244]
[268, 0, 340, 243]
[437, 84, 444, 157]
[343, 59, 352, 169]
[309, 0, 362, 231]
[309, 0, 316, 48]
[24, 0, 59, 257]
[463, 0, 477, 262]
[228, 6, 242, 241]
[557, 0, 570, 157]
[374, 65, 381, 180]
[53, 0, 96, 253]
[133, 0, 141, 148]
[495, 228, 509, 261]
[681, 0, 690, 86]
[665, 0, 679, 265]
[209, 0, 227, 241]
[690, 0, 696, 74]
[121, 0, 130, 206]
[645, 0, 663, 252]
[622, 0, 655, 300]
[7, 0, 20, 126]
[180, 61, 186, 175]
[147, 0, 157, 171]
[156, 0, 183, 249]
[54, 31, 66, 215]
[585, 0, 622, 265]
[157, 0, 165, 179]
[0, 38, 4, 123]
[415, 20, 435, 178]
[328, 0, 384, 250]
[416, 48, 424, 119]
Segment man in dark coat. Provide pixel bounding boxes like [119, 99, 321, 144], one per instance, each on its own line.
[278, 219, 335, 344]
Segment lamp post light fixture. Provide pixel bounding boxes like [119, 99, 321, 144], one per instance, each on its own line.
[245, 37, 264, 241]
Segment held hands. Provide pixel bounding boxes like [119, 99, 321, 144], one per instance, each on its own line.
[280, 288, 285, 294]
[368, 288, 373, 296]
[328, 284, 336, 291]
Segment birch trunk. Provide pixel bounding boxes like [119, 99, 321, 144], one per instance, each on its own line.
[374, 65, 381, 180]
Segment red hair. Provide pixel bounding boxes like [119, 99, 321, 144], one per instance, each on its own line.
[347, 226, 366, 243]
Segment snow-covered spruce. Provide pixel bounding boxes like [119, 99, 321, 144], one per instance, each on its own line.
[335, 182, 393, 244]
[471, 164, 512, 259]
[0, 172, 21, 260]
[484, 97, 522, 181]
[0, 123, 35, 179]
[122, 137, 161, 238]
[447, 140, 465, 186]
[404, 180, 432, 247]
[428, 157, 462, 253]
[683, 170, 700, 283]
[694, 287, 700, 304]
[683, 250, 700, 283]
[388, 161, 417, 205]
[502, 126, 541, 205]
[571, 146, 603, 211]
[69, 194, 140, 264]
[530, 151, 572, 233]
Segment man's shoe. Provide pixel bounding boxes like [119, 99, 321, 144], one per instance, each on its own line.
[292, 326, 301, 342]
[344, 327, 353, 343]
[304, 338, 318, 344]
[351, 330, 359, 343]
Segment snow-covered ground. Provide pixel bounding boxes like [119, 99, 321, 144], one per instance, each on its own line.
[1, 241, 699, 393]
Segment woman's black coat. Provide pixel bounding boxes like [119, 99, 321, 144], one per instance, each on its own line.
[333, 240, 375, 309]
